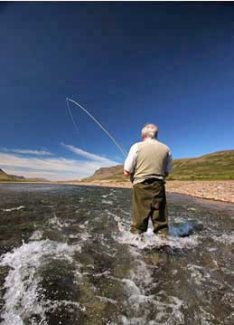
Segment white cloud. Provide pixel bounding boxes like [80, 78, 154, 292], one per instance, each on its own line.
[4, 169, 58, 179]
[2, 148, 52, 156]
[61, 143, 117, 165]
[0, 145, 119, 181]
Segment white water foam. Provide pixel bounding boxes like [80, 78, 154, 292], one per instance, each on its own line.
[69, 229, 92, 241]
[79, 220, 89, 229]
[120, 288, 184, 324]
[29, 230, 44, 241]
[103, 211, 192, 324]
[187, 207, 197, 211]
[105, 234, 185, 325]
[48, 213, 71, 229]
[186, 264, 211, 286]
[96, 295, 117, 305]
[212, 232, 234, 245]
[128, 286, 183, 323]
[118, 224, 198, 250]
[102, 199, 113, 205]
[2, 206, 25, 212]
[0, 240, 82, 325]
[196, 306, 216, 324]
[109, 211, 198, 250]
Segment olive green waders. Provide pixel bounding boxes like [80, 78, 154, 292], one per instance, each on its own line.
[131, 179, 168, 234]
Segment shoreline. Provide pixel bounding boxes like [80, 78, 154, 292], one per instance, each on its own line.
[61, 180, 234, 204]
[0, 180, 233, 204]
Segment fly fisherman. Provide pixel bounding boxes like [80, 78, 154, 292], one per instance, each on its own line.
[124, 124, 172, 237]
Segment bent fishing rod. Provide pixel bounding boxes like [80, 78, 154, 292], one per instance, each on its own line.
[66, 97, 127, 158]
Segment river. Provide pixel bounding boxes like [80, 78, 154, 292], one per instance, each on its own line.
[0, 184, 233, 325]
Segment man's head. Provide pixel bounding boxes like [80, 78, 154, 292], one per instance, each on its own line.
[141, 123, 158, 139]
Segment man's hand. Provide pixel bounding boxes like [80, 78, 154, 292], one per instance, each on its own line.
[124, 170, 134, 183]
[124, 170, 130, 176]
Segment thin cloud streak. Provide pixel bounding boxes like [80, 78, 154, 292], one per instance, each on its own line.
[5, 169, 59, 179]
[2, 148, 52, 156]
[61, 143, 118, 165]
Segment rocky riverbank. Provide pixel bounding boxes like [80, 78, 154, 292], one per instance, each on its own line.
[166, 180, 234, 203]
[64, 180, 234, 203]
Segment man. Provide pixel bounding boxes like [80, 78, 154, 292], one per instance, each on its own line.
[124, 123, 172, 236]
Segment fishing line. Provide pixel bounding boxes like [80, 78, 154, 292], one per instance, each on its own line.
[66, 97, 127, 157]
[66, 99, 81, 134]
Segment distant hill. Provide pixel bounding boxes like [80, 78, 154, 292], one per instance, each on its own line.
[83, 150, 234, 182]
[82, 165, 125, 183]
[168, 150, 234, 180]
[0, 169, 49, 182]
[0, 169, 25, 181]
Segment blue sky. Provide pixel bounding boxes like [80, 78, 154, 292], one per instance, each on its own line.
[0, 2, 233, 180]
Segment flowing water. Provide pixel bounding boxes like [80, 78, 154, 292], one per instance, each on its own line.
[0, 184, 233, 325]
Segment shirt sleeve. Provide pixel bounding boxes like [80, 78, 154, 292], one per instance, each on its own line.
[124, 143, 139, 173]
[165, 150, 173, 174]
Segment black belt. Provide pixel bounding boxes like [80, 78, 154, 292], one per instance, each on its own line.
[142, 178, 164, 185]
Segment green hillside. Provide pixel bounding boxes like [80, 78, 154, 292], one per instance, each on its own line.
[84, 150, 234, 182]
[168, 150, 234, 180]
[0, 169, 25, 181]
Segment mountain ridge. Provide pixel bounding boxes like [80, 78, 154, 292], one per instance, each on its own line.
[83, 150, 234, 182]
[0, 169, 49, 182]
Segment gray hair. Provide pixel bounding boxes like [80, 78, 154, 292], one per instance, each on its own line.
[141, 123, 158, 138]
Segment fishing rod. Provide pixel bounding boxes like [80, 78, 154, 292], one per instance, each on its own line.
[66, 97, 127, 158]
